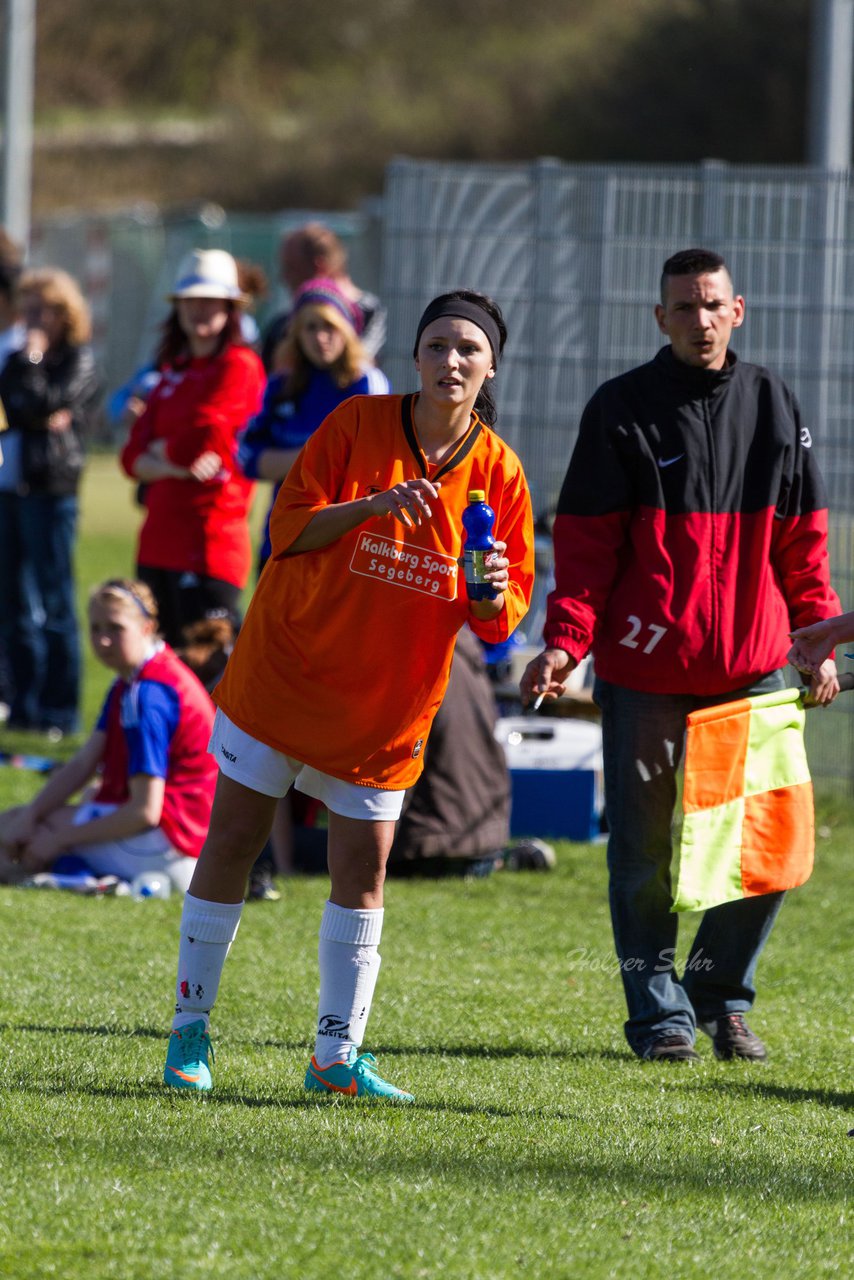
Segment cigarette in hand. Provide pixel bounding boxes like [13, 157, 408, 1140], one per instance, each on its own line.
[532, 693, 546, 711]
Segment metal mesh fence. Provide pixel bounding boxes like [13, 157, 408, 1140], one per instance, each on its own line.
[380, 157, 854, 788]
[382, 158, 854, 510]
[26, 158, 854, 785]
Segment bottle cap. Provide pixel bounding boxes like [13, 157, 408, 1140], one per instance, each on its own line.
[468, 489, 485, 502]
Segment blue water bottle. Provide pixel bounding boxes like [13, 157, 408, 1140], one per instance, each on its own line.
[462, 489, 498, 601]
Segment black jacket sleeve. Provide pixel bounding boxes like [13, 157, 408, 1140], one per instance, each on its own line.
[0, 344, 102, 495]
[0, 343, 102, 434]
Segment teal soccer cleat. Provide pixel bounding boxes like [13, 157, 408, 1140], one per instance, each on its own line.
[304, 1050, 413, 1102]
[163, 1019, 214, 1091]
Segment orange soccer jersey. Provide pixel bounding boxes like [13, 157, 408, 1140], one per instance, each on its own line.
[214, 394, 535, 789]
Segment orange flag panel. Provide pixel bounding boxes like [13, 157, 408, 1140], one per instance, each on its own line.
[741, 782, 815, 897]
[682, 697, 751, 813]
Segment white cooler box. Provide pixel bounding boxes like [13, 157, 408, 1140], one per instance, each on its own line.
[494, 716, 604, 842]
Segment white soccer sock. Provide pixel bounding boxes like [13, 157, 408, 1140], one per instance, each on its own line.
[313, 900, 384, 1068]
[172, 893, 244, 1032]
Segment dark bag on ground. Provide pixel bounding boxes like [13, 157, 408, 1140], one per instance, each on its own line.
[387, 626, 511, 874]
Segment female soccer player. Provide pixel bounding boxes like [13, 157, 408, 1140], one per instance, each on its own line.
[0, 579, 217, 891]
[163, 290, 535, 1101]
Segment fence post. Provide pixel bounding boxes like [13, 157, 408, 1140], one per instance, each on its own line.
[1, 0, 35, 249]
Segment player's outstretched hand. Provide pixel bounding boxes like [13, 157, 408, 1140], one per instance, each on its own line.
[520, 646, 577, 708]
[372, 479, 441, 529]
[788, 620, 836, 675]
[788, 612, 854, 676]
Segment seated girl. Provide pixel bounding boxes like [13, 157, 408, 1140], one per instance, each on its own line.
[0, 578, 217, 892]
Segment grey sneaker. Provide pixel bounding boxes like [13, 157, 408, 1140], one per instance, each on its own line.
[642, 1033, 700, 1063]
[698, 1013, 767, 1061]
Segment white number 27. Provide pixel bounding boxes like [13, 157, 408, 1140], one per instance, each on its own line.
[619, 616, 668, 654]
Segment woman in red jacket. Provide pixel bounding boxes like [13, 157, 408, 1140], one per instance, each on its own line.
[120, 250, 265, 646]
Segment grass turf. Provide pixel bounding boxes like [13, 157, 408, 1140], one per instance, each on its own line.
[0, 455, 851, 1278]
[0, 840, 850, 1279]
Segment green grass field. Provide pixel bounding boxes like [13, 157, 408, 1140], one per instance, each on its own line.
[0, 457, 850, 1279]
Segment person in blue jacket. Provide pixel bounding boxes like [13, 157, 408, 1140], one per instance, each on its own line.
[238, 276, 390, 571]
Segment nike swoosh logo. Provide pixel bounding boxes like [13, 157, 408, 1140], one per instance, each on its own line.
[307, 1063, 358, 1095]
[658, 454, 685, 468]
[165, 1066, 202, 1083]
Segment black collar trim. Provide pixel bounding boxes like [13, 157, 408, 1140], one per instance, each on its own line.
[401, 394, 485, 482]
[401, 394, 425, 475]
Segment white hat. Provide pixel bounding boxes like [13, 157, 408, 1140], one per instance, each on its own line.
[169, 249, 244, 302]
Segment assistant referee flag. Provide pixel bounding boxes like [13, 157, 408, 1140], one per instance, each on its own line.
[672, 687, 814, 913]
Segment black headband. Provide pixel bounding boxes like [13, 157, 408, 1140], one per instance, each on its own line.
[413, 298, 502, 364]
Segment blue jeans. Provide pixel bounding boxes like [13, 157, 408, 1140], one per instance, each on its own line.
[594, 670, 787, 1057]
[0, 491, 81, 732]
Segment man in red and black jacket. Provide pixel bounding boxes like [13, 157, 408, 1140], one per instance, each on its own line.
[522, 248, 840, 1064]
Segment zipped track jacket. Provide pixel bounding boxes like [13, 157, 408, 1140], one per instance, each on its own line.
[544, 346, 839, 695]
